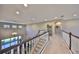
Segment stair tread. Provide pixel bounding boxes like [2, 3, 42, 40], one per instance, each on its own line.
[38, 42, 44, 45]
[36, 45, 42, 49]
[36, 45, 42, 48]
[31, 39, 47, 54]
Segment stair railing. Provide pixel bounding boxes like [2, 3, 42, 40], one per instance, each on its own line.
[0, 31, 48, 54]
[62, 30, 79, 54]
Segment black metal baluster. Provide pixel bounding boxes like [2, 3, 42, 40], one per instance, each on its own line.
[19, 45, 22, 54]
[13, 48, 17, 54]
[6, 50, 11, 54]
[24, 42, 26, 54]
[69, 32, 72, 50]
[27, 42, 29, 53]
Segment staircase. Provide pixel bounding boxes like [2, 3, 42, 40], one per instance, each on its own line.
[31, 38, 48, 54]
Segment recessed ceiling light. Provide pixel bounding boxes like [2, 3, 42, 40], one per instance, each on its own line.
[24, 4, 28, 7]
[73, 14, 77, 16]
[16, 11, 20, 15]
[54, 17, 58, 19]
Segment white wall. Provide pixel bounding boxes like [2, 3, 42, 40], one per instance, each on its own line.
[62, 19, 79, 36]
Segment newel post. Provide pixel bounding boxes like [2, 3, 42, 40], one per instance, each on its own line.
[69, 32, 72, 50]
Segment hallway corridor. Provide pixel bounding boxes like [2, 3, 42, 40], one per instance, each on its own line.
[0, 4, 79, 54]
[43, 32, 72, 54]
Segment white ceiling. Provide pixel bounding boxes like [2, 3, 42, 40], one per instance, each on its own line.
[0, 4, 79, 24]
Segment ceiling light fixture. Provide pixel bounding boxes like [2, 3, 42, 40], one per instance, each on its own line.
[73, 14, 77, 16]
[16, 11, 20, 15]
[24, 4, 28, 7]
[54, 17, 58, 19]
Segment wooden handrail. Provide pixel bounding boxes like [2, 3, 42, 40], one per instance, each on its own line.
[62, 30, 79, 53]
[62, 30, 79, 39]
[71, 33, 79, 39]
[62, 30, 69, 34]
[0, 31, 48, 54]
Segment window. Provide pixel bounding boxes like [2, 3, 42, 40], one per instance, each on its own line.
[3, 25, 10, 28]
[18, 25, 22, 28]
[12, 25, 17, 28]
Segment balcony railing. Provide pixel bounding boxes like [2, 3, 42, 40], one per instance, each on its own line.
[62, 30, 79, 54]
[0, 31, 49, 54]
